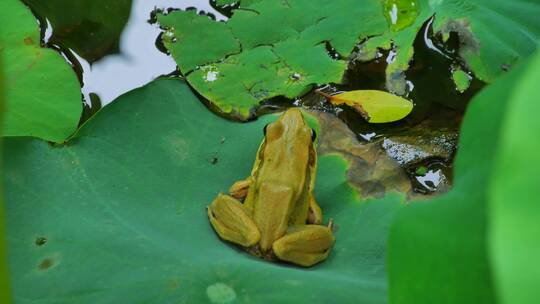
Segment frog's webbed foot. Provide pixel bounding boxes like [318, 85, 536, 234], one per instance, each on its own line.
[272, 225, 335, 267]
[245, 245, 277, 261]
[207, 193, 260, 247]
[229, 178, 253, 199]
[307, 194, 323, 225]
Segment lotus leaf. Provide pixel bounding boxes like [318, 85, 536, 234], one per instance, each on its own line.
[0, 0, 82, 142]
[4, 79, 404, 303]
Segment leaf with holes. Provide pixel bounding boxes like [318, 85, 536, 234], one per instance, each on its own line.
[158, 0, 388, 118]
[358, 0, 540, 94]
[160, 0, 540, 117]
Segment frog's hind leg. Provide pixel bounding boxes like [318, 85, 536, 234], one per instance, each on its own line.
[272, 225, 335, 267]
[207, 193, 260, 247]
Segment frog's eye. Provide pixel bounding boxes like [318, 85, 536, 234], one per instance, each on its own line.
[263, 124, 269, 136]
[311, 128, 317, 142]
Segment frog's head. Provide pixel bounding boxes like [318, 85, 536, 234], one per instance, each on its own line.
[263, 108, 315, 147]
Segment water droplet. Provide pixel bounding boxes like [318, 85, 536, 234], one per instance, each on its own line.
[389, 4, 398, 25]
[290, 72, 302, 80]
[384, 0, 420, 32]
[206, 282, 236, 304]
[203, 70, 219, 82]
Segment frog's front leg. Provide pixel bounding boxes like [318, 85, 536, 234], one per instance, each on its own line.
[272, 224, 335, 267]
[307, 194, 323, 224]
[229, 177, 253, 199]
[207, 193, 260, 247]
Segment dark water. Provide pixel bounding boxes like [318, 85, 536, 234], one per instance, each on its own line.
[30, 0, 226, 112]
[27, 1, 480, 194]
[255, 17, 483, 194]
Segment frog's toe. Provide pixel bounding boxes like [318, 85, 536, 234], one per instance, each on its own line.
[229, 178, 252, 199]
[208, 193, 261, 247]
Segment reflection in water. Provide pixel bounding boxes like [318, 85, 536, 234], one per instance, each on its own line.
[359, 132, 376, 141]
[422, 17, 450, 59]
[415, 169, 444, 192]
[407, 158, 452, 194]
[42, 18, 53, 43]
[68, 0, 226, 107]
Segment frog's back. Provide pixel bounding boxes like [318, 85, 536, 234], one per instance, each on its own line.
[250, 108, 314, 252]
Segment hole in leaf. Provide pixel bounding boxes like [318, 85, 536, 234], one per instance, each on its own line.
[35, 237, 47, 247]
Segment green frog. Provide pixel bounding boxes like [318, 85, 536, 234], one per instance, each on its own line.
[207, 108, 335, 267]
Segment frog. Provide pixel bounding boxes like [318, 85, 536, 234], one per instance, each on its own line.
[207, 108, 335, 267]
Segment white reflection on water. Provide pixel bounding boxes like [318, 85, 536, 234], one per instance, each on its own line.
[74, 0, 227, 106]
[416, 169, 444, 192]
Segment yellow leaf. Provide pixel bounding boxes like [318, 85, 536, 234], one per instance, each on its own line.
[324, 90, 413, 123]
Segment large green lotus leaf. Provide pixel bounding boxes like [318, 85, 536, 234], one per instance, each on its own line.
[488, 51, 540, 304]
[158, 0, 387, 118]
[23, 0, 133, 63]
[4, 79, 403, 303]
[362, 0, 540, 94]
[0, 0, 82, 142]
[388, 50, 537, 303]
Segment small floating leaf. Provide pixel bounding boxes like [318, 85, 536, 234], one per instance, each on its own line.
[323, 90, 413, 123]
[415, 166, 428, 176]
[452, 69, 472, 93]
[157, 2, 386, 118]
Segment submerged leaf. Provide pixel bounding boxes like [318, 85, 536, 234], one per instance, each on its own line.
[452, 69, 472, 93]
[23, 0, 132, 63]
[323, 90, 413, 123]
